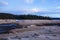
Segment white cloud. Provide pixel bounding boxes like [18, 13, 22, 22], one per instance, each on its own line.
[25, 0, 34, 4]
[31, 8, 40, 12]
[0, 1, 8, 6]
[23, 7, 49, 12]
[24, 8, 40, 12]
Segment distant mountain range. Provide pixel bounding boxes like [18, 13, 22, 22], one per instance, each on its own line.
[0, 13, 60, 20]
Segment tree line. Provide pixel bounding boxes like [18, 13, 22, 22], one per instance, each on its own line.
[0, 13, 52, 20]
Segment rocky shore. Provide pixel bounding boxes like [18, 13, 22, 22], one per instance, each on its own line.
[0, 26, 60, 40]
[0, 20, 60, 40]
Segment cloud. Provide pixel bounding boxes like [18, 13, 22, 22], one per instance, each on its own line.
[0, 1, 8, 6]
[31, 8, 40, 12]
[54, 7, 60, 12]
[23, 7, 50, 13]
[25, 0, 34, 4]
[24, 8, 40, 12]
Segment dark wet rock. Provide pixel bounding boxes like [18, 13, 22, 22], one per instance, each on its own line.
[0, 23, 23, 34]
[52, 35, 56, 36]
[48, 30, 52, 33]
[10, 36, 21, 39]
[0, 38, 8, 40]
[24, 26, 28, 28]
[25, 36, 29, 38]
[31, 33, 39, 37]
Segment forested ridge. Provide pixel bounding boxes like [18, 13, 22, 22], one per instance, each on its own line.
[0, 13, 55, 20]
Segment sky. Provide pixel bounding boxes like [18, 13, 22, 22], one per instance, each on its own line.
[0, 0, 60, 18]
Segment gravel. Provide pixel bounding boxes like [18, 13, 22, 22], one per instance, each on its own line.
[0, 26, 60, 40]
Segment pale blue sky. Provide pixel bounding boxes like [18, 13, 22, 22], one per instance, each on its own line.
[0, 0, 60, 17]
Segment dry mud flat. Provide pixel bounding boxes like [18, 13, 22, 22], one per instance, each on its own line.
[0, 20, 60, 25]
[0, 26, 60, 40]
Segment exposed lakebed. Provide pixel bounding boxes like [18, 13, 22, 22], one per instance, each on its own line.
[0, 26, 60, 40]
[0, 23, 60, 40]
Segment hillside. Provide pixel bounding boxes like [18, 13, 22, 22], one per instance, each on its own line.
[0, 13, 15, 19]
[0, 13, 52, 19]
